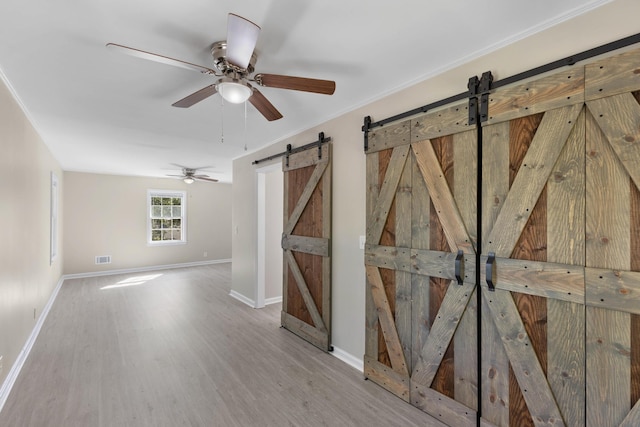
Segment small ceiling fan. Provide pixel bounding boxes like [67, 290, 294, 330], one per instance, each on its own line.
[107, 13, 336, 121]
[167, 165, 218, 184]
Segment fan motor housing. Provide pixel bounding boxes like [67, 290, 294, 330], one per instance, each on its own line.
[211, 41, 257, 75]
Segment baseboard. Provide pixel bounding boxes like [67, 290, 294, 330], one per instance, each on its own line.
[330, 346, 364, 373]
[0, 276, 65, 413]
[63, 259, 232, 280]
[264, 296, 282, 306]
[229, 290, 256, 308]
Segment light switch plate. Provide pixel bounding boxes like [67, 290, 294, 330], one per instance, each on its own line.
[359, 235, 366, 250]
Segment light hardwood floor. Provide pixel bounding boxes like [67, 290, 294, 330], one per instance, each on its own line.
[0, 264, 444, 426]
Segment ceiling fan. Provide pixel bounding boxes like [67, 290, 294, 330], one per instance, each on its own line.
[166, 166, 218, 184]
[106, 13, 336, 121]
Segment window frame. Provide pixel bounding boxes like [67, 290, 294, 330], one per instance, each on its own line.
[147, 189, 187, 246]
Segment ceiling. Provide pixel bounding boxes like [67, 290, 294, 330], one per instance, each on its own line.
[0, 0, 611, 182]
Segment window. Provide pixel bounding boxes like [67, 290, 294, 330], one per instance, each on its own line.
[147, 190, 186, 245]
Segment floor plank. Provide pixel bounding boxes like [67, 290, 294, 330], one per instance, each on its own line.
[0, 264, 444, 427]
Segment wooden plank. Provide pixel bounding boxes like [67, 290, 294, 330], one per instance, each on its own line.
[481, 294, 510, 427]
[367, 120, 411, 153]
[482, 121, 510, 246]
[281, 235, 329, 257]
[411, 150, 431, 251]
[396, 157, 412, 371]
[283, 143, 329, 171]
[546, 106, 586, 427]
[454, 129, 478, 251]
[478, 256, 585, 304]
[366, 265, 409, 377]
[587, 93, 640, 191]
[586, 307, 631, 427]
[631, 176, 640, 408]
[454, 287, 478, 410]
[411, 382, 476, 427]
[413, 139, 474, 254]
[365, 152, 380, 359]
[481, 286, 565, 427]
[321, 149, 332, 341]
[586, 105, 633, 426]
[363, 356, 410, 402]
[283, 160, 327, 235]
[412, 248, 476, 283]
[486, 67, 584, 125]
[585, 108, 631, 270]
[480, 419, 500, 427]
[412, 274, 431, 373]
[412, 281, 475, 386]
[585, 267, 640, 314]
[284, 250, 326, 332]
[366, 145, 410, 244]
[281, 311, 329, 350]
[620, 399, 640, 427]
[480, 120, 510, 426]
[411, 101, 472, 142]
[585, 47, 640, 101]
[364, 244, 411, 272]
[485, 104, 582, 257]
[282, 160, 290, 319]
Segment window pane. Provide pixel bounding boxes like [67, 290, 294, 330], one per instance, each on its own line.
[161, 219, 171, 229]
[151, 197, 161, 205]
[172, 197, 181, 205]
[162, 197, 171, 205]
[152, 206, 162, 217]
[172, 206, 181, 217]
[162, 206, 172, 217]
[152, 230, 161, 241]
[172, 219, 181, 229]
[162, 230, 172, 240]
[173, 229, 181, 240]
[152, 219, 161, 229]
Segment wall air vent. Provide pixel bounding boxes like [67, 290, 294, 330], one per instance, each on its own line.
[95, 255, 112, 265]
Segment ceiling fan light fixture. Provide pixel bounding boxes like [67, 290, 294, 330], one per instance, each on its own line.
[217, 78, 252, 104]
[183, 177, 195, 184]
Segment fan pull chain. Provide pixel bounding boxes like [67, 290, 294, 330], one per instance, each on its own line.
[220, 95, 224, 143]
[244, 100, 248, 151]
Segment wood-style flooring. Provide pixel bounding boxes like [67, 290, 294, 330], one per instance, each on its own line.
[0, 264, 444, 426]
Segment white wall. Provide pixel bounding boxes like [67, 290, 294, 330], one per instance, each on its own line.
[64, 172, 232, 274]
[265, 169, 283, 301]
[234, 0, 640, 363]
[0, 72, 64, 386]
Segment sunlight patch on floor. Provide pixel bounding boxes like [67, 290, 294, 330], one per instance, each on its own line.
[100, 273, 163, 290]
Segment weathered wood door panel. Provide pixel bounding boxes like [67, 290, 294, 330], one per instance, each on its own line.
[364, 103, 478, 425]
[584, 49, 640, 427]
[282, 144, 331, 351]
[480, 67, 587, 427]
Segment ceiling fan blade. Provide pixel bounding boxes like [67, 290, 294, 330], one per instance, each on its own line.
[172, 84, 218, 108]
[248, 87, 283, 121]
[166, 174, 186, 178]
[194, 176, 219, 182]
[226, 13, 260, 69]
[255, 73, 335, 95]
[106, 43, 217, 75]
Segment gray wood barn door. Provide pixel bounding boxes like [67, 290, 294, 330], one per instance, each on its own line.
[480, 66, 587, 427]
[364, 101, 478, 426]
[281, 143, 332, 351]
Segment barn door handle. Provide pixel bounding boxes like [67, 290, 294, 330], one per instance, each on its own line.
[486, 252, 496, 292]
[455, 250, 464, 285]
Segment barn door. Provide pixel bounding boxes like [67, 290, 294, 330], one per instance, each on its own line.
[480, 68, 587, 427]
[364, 102, 478, 426]
[583, 48, 640, 427]
[281, 143, 332, 351]
[480, 67, 585, 427]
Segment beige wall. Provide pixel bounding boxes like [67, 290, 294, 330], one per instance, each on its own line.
[232, 0, 640, 362]
[265, 169, 283, 301]
[0, 73, 64, 386]
[64, 172, 231, 274]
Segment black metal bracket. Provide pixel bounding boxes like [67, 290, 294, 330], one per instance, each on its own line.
[318, 132, 325, 159]
[479, 71, 493, 123]
[285, 144, 292, 168]
[362, 116, 372, 152]
[486, 252, 496, 292]
[467, 76, 479, 126]
[455, 250, 464, 285]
